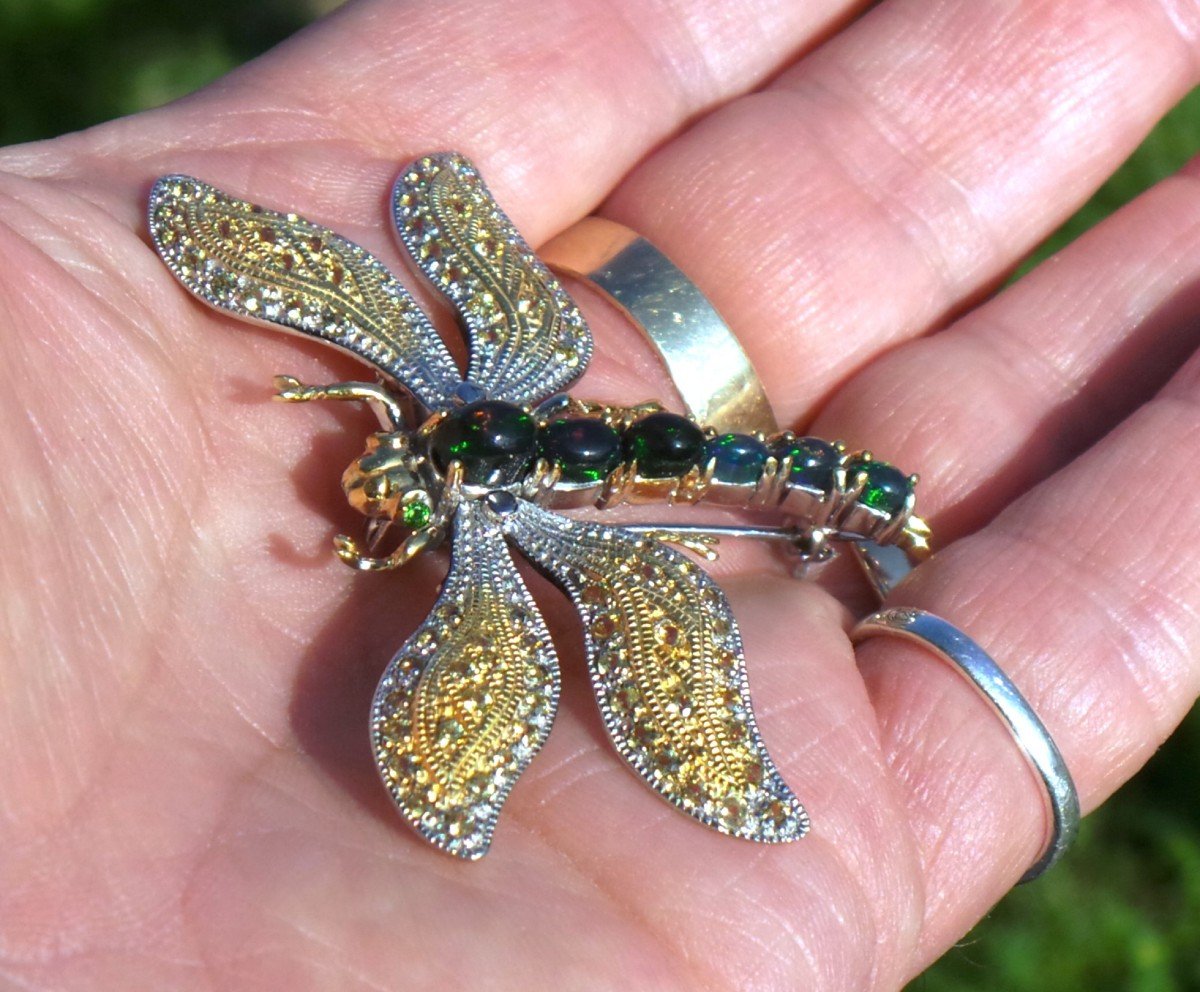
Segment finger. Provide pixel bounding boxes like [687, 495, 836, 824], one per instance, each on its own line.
[596, 0, 1200, 423]
[854, 348, 1200, 970]
[811, 157, 1200, 539]
[807, 144, 1200, 960]
[3, 0, 872, 240]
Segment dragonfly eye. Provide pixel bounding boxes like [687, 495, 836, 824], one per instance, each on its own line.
[343, 432, 426, 521]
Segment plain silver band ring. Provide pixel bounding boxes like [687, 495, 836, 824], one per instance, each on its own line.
[851, 608, 1080, 882]
[540, 216, 778, 435]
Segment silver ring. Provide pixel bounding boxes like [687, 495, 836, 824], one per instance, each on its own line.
[851, 608, 1079, 881]
[540, 216, 778, 434]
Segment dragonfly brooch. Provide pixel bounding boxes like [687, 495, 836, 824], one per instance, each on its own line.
[148, 153, 928, 860]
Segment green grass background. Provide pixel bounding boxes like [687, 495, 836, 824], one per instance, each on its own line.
[3, 2, 1199, 988]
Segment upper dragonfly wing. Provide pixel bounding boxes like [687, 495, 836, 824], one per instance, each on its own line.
[371, 499, 559, 859]
[149, 175, 462, 410]
[503, 502, 809, 843]
[392, 153, 593, 406]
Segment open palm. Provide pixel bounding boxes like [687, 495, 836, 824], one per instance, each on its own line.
[4, 0, 1200, 988]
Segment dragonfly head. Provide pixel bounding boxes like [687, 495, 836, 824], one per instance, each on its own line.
[342, 432, 435, 531]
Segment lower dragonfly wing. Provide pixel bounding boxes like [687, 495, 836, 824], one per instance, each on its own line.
[371, 500, 559, 860]
[503, 503, 809, 843]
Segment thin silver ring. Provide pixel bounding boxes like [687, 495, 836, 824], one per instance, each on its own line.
[851, 607, 1079, 882]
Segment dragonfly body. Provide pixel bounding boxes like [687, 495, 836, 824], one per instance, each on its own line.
[341, 394, 923, 565]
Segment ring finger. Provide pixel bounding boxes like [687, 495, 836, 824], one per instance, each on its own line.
[825, 160, 1200, 967]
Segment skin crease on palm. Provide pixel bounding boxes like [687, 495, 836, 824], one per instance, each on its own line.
[4, 0, 1200, 987]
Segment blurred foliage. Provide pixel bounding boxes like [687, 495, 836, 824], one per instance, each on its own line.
[0, 0, 335, 146]
[1, 0, 1198, 988]
[915, 709, 1200, 992]
[1019, 85, 1200, 274]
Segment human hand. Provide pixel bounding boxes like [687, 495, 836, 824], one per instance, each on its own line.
[2, 0, 1199, 988]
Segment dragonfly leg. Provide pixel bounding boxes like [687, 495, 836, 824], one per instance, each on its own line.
[273, 375, 405, 430]
[334, 527, 441, 571]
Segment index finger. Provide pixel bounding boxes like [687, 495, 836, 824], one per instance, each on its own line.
[2, 0, 874, 239]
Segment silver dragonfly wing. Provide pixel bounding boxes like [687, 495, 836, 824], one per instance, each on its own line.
[502, 501, 809, 843]
[392, 153, 593, 406]
[371, 499, 559, 859]
[149, 175, 463, 410]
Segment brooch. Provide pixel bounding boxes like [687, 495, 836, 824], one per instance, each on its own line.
[148, 153, 927, 859]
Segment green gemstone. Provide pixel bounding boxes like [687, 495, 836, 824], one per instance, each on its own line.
[775, 436, 840, 491]
[623, 412, 705, 478]
[428, 400, 537, 485]
[846, 458, 911, 514]
[402, 500, 431, 529]
[538, 418, 622, 483]
[705, 433, 768, 485]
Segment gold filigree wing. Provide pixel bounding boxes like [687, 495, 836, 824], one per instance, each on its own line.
[371, 500, 559, 859]
[149, 175, 462, 410]
[392, 153, 593, 406]
[503, 502, 809, 843]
